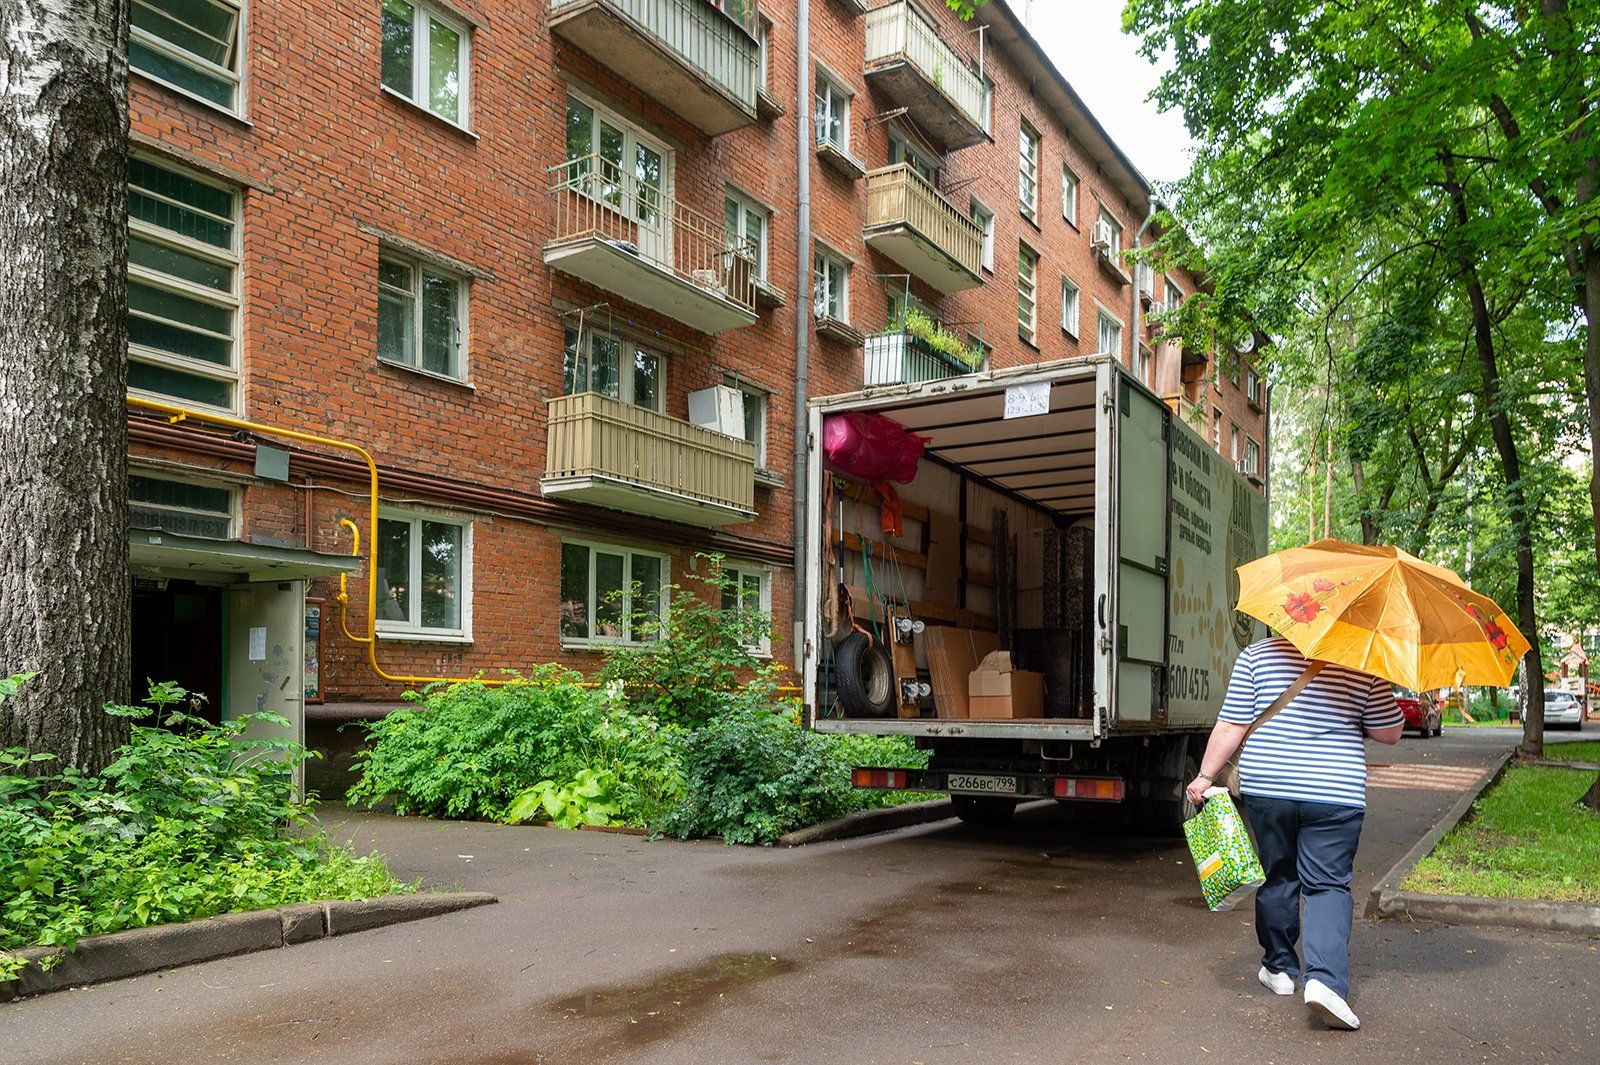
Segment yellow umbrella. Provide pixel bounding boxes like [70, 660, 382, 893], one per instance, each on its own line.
[1235, 539, 1530, 692]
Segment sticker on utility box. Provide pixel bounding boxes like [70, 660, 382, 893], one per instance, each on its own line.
[1004, 381, 1051, 419]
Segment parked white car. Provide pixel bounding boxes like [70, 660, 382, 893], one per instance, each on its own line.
[1544, 690, 1586, 730]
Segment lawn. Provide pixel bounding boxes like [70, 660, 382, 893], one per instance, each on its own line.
[1545, 740, 1600, 764]
[1403, 766, 1600, 904]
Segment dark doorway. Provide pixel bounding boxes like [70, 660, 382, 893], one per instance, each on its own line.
[130, 580, 224, 724]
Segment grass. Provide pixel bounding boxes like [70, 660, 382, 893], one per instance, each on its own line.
[1402, 766, 1600, 904]
[1545, 740, 1600, 764]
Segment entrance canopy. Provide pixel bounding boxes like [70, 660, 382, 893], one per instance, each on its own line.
[130, 529, 360, 583]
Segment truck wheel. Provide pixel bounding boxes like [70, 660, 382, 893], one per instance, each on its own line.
[835, 631, 895, 717]
[1132, 750, 1199, 838]
[951, 794, 1017, 826]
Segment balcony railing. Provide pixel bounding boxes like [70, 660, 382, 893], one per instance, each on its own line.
[549, 0, 758, 131]
[864, 330, 974, 387]
[547, 153, 758, 329]
[543, 391, 757, 525]
[864, 163, 983, 291]
[864, 1, 986, 147]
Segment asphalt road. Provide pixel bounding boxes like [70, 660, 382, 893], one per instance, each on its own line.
[6, 729, 1598, 1064]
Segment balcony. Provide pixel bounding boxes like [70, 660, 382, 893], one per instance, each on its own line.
[863, 165, 983, 293]
[542, 391, 757, 526]
[864, 330, 975, 387]
[549, 0, 759, 136]
[863, 1, 987, 150]
[546, 154, 759, 334]
[1163, 392, 1202, 429]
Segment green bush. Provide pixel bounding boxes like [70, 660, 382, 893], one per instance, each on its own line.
[1, 679, 405, 981]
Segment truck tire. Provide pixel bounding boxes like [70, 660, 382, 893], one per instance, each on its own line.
[951, 794, 1017, 825]
[1132, 748, 1200, 838]
[835, 631, 895, 717]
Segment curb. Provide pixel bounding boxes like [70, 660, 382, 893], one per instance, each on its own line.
[778, 798, 956, 846]
[0, 891, 496, 1002]
[1527, 758, 1600, 772]
[1367, 752, 1600, 933]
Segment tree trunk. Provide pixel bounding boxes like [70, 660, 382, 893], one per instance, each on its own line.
[0, 0, 132, 772]
[1582, 774, 1600, 814]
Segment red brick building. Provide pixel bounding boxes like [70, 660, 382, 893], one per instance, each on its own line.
[120, 0, 1268, 747]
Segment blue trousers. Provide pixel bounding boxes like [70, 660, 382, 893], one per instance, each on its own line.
[1242, 795, 1365, 999]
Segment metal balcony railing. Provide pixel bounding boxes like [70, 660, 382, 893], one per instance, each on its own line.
[545, 391, 756, 515]
[865, 163, 983, 278]
[550, 0, 759, 110]
[548, 153, 757, 314]
[864, 1, 986, 132]
[864, 329, 975, 387]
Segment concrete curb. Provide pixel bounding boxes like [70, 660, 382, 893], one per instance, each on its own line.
[1367, 752, 1600, 933]
[1528, 758, 1600, 772]
[0, 891, 495, 1003]
[778, 798, 956, 846]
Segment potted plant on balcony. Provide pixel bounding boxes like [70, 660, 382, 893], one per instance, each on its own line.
[866, 308, 986, 385]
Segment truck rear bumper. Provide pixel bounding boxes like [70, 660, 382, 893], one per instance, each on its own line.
[853, 766, 1125, 802]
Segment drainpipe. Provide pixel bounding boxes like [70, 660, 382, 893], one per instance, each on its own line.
[1130, 199, 1159, 377]
[792, 0, 812, 670]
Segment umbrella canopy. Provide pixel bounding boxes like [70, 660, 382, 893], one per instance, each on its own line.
[1235, 539, 1530, 692]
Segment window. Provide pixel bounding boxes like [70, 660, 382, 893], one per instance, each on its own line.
[1229, 424, 1240, 462]
[129, 474, 234, 539]
[378, 253, 465, 379]
[757, 18, 771, 92]
[1017, 245, 1038, 345]
[814, 246, 849, 322]
[970, 199, 995, 272]
[1212, 407, 1223, 449]
[1060, 275, 1080, 338]
[381, 0, 469, 126]
[1166, 280, 1184, 310]
[563, 327, 663, 411]
[130, 0, 244, 111]
[1018, 121, 1040, 222]
[725, 189, 769, 280]
[1097, 206, 1123, 257]
[376, 510, 469, 638]
[981, 78, 994, 134]
[966, 334, 992, 370]
[814, 72, 850, 150]
[721, 565, 772, 655]
[888, 130, 939, 185]
[1245, 367, 1262, 406]
[560, 541, 666, 644]
[1097, 308, 1123, 355]
[127, 156, 240, 411]
[1137, 342, 1153, 385]
[728, 381, 769, 470]
[564, 93, 671, 224]
[1062, 164, 1079, 225]
[1245, 437, 1261, 476]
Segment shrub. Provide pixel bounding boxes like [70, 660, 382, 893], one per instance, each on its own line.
[0, 679, 405, 980]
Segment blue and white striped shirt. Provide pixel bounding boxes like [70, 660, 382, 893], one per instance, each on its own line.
[1217, 636, 1404, 809]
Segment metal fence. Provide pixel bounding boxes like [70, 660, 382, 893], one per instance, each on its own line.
[863, 330, 974, 387]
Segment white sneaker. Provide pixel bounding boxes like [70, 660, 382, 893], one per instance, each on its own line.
[1257, 966, 1295, 995]
[1304, 978, 1360, 1030]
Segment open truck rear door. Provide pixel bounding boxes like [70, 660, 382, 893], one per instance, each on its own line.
[1108, 369, 1172, 727]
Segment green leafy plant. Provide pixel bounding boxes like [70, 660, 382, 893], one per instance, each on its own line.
[505, 768, 622, 829]
[891, 307, 987, 370]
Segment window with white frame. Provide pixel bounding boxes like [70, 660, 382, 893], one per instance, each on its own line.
[131, 0, 245, 112]
[560, 541, 666, 644]
[1060, 275, 1080, 338]
[814, 71, 850, 150]
[1062, 164, 1079, 225]
[562, 326, 663, 411]
[563, 93, 671, 218]
[981, 77, 994, 134]
[757, 18, 770, 92]
[1137, 342, 1153, 384]
[970, 199, 995, 272]
[725, 188, 769, 281]
[1017, 245, 1038, 345]
[129, 474, 235, 539]
[381, 0, 469, 125]
[966, 333, 992, 369]
[1229, 424, 1240, 462]
[728, 379, 769, 470]
[1097, 205, 1123, 257]
[1245, 437, 1261, 476]
[127, 156, 240, 411]
[888, 129, 939, 185]
[1245, 367, 1262, 406]
[1097, 307, 1123, 355]
[814, 246, 849, 322]
[720, 564, 772, 655]
[376, 510, 470, 637]
[378, 253, 465, 379]
[1166, 280, 1183, 310]
[1018, 120, 1040, 222]
[1211, 407, 1223, 449]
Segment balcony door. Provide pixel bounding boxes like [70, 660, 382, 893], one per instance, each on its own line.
[565, 92, 674, 269]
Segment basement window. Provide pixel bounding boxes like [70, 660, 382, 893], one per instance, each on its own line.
[129, 474, 235, 539]
[130, 0, 245, 113]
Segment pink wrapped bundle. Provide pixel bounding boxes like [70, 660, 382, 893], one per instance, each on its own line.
[822, 411, 928, 484]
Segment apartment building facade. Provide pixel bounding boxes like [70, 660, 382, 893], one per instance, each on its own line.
[120, 0, 1268, 733]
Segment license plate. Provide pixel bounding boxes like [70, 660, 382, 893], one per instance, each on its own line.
[947, 773, 1017, 794]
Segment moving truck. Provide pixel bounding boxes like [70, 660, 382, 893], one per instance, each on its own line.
[801, 356, 1268, 834]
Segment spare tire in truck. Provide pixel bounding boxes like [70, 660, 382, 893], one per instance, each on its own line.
[835, 630, 895, 716]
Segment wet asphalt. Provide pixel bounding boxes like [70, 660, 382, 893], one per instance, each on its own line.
[5, 728, 1597, 1064]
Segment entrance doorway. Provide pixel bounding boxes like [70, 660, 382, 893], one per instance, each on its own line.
[130, 580, 224, 723]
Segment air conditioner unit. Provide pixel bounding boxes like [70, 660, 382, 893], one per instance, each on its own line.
[687, 385, 745, 438]
[1146, 298, 1166, 318]
[1090, 219, 1114, 252]
[1234, 459, 1252, 474]
[1136, 265, 1156, 302]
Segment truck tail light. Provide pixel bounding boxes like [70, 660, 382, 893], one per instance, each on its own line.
[1052, 776, 1124, 801]
[852, 768, 907, 790]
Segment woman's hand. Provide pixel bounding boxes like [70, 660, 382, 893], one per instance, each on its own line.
[1186, 776, 1213, 806]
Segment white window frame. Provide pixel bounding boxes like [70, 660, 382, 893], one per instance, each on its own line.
[1137, 341, 1153, 385]
[970, 197, 995, 272]
[1018, 244, 1038, 345]
[563, 325, 667, 412]
[127, 154, 242, 414]
[725, 186, 770, 281]
[381, 0, 472, 129]
[1062, 163, 1079, 226]
[1018, 119, 1040, 223]
[981, 77, 994, 134]
[1230, 424, 1240, 462]
[757, 18, 771, 92]
[1097, 205, 1123, 258]
[1060, 274, 1080, 339]
[377, 250, 468, 382]
[814, 68, 852, 151]
[814, 244, 850, 323]
[1211, 407, 1223, 449]
[1166, 279, 1184, 309]
[564, 89, 676, 209]
[1245, 437, 1261, 476]
[128, 471, 239, 540]
[726, 377, 770, 471]
[559, 539, 670, 648]
[130, 0, 247, 115]
[375, 507, 473, 642]
[1246, 367, 1262, 406]
[1096, 305, 1124, 356]
[721, 563, 773, 656]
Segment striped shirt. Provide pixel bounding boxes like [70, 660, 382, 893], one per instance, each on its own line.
[1217, 636, 1404, 809]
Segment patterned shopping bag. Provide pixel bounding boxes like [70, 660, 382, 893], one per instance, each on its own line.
[1183, 789, 1265, 911]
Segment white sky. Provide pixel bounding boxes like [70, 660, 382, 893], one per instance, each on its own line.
[1024, 0, 1195, 187]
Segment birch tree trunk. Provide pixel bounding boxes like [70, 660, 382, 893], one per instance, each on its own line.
[0, 0, 132, 771]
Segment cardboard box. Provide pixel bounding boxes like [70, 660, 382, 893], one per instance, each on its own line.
[923, 626, 999, 718]
[967, 650, 1046, 719]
